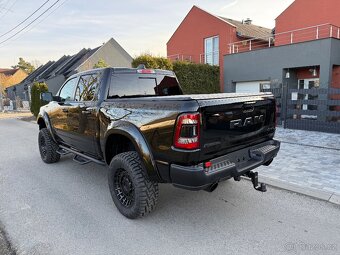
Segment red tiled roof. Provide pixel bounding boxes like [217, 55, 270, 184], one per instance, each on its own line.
[219, 17, 272, 39]
[0, 68, 18, 76]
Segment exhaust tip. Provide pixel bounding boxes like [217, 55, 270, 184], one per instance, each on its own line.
[263, 159, 273, 166]
[204, 182, 218, 192]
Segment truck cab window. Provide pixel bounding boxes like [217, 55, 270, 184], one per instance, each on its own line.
[157, 75, 183, 96]
[75, 73, 100, 101]
[59, 78, 77, 101]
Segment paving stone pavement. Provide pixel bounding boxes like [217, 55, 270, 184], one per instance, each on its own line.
[258, 128, 340, 195]
[275, 127, 340, 150]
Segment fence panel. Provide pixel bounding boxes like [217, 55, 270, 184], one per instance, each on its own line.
[261, 87, 283, 125]
[285, 88, 340, 133]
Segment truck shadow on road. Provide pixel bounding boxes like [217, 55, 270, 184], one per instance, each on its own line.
[48, 155, 269, 223]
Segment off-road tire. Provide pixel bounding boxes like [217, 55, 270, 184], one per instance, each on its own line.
[38, 128, 60, 163]
[108, 151, 159, 219]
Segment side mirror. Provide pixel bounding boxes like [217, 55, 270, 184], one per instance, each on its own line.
[53, 96, 62, 102]
[40, 92, 53, 104]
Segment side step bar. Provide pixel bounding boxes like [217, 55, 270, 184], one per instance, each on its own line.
[59, 145, 106, 166]
[73, 155, 92, 165]
[56, 148, 70, 156]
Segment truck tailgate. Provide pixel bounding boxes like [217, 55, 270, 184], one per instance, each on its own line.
[195, 93, 276, 161]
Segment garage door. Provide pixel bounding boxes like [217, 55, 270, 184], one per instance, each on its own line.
[235, 81, 269, 93]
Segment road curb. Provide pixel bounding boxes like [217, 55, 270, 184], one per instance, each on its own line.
[329, 193, 340, 205]
[249, 175, 340, 206]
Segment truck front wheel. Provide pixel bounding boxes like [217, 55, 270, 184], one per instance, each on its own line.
[108, 151, 159, 219]
[38, 128, 60, 164]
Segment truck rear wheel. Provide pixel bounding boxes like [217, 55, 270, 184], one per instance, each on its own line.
[38, 128, 60, 163]
[108, 151, 159, 219]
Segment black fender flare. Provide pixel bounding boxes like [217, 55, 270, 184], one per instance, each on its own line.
[103, 122, 160, 181]
[37, 113, 58, 143]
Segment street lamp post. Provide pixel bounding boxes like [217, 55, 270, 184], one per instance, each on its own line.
[28, 85, 31, 105]
[0, 89, 3, 112]
[0, 81, 4, 112]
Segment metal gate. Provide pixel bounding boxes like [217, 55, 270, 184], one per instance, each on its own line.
[261, 85, 340, 134]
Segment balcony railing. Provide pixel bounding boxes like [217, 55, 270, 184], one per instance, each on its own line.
[228, 23, 340, 54]
[199, 51, 219, 65]
[167, 54, 192, 62]
[167, 51, 219, 65]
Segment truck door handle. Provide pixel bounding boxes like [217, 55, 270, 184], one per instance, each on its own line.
[62, 109, 68, 113]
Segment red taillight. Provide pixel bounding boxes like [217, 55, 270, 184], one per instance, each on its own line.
[204, 161, 212, 168]
[174, 113, 200, 150]
[137, 69, 155, 74]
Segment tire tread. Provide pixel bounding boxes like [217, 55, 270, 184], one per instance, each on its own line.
[38, 128, 60, 163]
[108, 151, 159, 218]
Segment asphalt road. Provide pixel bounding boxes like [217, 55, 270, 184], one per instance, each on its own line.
[0, 118, 339, 255]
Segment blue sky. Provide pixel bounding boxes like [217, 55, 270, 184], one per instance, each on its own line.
[0, 0, 294, 67]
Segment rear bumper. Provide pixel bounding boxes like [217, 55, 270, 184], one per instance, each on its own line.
[170, 139, 280, 190]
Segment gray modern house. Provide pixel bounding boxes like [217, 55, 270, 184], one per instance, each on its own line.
[224, 35, 340, 133]
[8, 38, 133, 99]
[223, 0, 340, 133]
[224, 38, 340, 93]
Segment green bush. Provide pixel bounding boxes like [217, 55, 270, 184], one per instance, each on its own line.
[155, 57, 173, 70]
[132, 54, 220, 94]
[132, 55, 158, 69]
[173, 61, 220, 94]
[93, 58, 109, 68]
[132, 54, 173, 70]
[30, 82, 48, 117]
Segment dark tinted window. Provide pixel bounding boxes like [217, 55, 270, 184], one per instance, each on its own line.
[75, 73, 101, 101]
[108, 74, 182, 98]
[157, 75, 182, 96]
[59, 78, 77, 101]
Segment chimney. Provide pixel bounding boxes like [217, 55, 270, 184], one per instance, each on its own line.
[244, 18, 252, 25]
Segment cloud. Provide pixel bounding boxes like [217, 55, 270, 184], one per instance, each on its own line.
[0, 0, 295, 67]
[220, 0, 239, 11]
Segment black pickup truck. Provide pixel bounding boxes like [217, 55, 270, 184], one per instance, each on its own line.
[37, 66, 280, 219]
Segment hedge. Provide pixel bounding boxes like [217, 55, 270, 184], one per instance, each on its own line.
[173, 61, 220, 94]
[30, 82, 48, 117]
[132, 54, 173, 70]
[132, 54, 220, 94]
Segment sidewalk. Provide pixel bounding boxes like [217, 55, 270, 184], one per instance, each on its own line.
[258, 127, 340, 204]
[0, 111, 32, 120]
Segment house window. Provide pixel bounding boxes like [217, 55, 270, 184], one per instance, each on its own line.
[204, 36, 219, 66]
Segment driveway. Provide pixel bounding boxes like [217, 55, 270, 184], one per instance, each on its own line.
[258, 128, 340, 196]
[0, 119, 339, 255]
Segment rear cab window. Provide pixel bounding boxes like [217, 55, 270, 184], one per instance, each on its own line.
[108, 72, 183, 98]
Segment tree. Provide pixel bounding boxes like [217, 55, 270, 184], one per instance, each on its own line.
[31, 59, 42, 69]
[93, 58, 109, 69]
[30, 82, 48, 117]
[12, 57, 36, 74]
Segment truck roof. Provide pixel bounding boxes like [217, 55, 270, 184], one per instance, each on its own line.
[71, 67, 175, 78]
